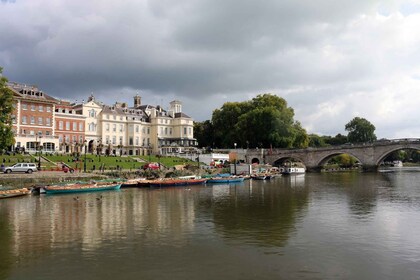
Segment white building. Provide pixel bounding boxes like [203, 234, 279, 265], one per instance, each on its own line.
[74, 95, 197, 156]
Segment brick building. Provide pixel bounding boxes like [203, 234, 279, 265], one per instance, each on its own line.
[55, 100, 86, 154]
[8, 82, 59, 153]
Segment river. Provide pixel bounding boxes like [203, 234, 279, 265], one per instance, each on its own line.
[1, 169, 420, 279]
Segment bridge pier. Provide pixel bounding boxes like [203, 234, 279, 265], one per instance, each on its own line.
[362, 165, 379, 172]
[306, 166, 322, 173]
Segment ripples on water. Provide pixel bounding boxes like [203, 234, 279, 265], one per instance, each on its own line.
[1, 169, 420, 279]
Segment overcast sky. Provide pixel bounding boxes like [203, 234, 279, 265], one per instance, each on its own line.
[1, 0, 420, 139]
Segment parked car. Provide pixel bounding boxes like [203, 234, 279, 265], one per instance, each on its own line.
[3, 163, 38, 174]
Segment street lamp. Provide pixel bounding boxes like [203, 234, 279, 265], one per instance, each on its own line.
[234, 143, 237, 175]
[37, 135, 42, 170]
[84, 140, 87, 172]
[97, 139, 102, 162]
[148, 144, 151, 162]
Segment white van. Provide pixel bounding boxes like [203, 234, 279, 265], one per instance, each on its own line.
[4, 163, 38, 174]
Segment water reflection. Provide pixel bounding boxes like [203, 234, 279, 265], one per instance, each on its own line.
[1, 171, 420, 279]
[0, 210, 13, 280]
[210, 179, 309, 247]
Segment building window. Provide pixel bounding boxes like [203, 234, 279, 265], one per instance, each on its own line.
[79, 123, 83, 131]
[66, 121, 70, 130]
[136, 125, 139, 133]
[89, 109, 96, 117]
[189, 127, 192, 135]
[59, 121, 63, 130]
[165, 127, 168, 135]
[22, 116, 27, 124]
[38, 117, 43, 125]
[73, 122, 77, 131]
[184, 127, 187, 135]
[30, 116, 35, 124]
[39, 105, 43, 112]
[46, 118, 51, 126]
[31, 105, 35, 111]
[147, 128, 150, 134]
[119, 136, 123, 145]
[106, 123, 110, 132]
[170, 128, 172, 135]
[106, 136, 110, 144]
[113, 124, 116, 132]
[120, 124, 123, 132]
[22, 104, 27, 110]
[46, 106, 51, 112]
[112, 136, 116, 145]
[129, 137, 133, 145]
[136, 137, 139, 145]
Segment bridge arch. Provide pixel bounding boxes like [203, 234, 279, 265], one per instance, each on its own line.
[316, 152, 363, 167]
[375, 145, 420, 166]
[251, 157, 261, 164]
[273, 156, 306, 167]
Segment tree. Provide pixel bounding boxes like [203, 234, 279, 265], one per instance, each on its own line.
[211, 94, 308, 149]
[308, 134, 327, 147]
[322, 133, 348, 146]
[194, 120, 214, 149]
[345, 117, 377, 143]
[212, 101, 250, 148]
[0, 67, 15, 151]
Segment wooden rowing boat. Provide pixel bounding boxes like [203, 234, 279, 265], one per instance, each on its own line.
[0, 188, 30, 199]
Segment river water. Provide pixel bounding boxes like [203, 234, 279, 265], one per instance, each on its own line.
[1, 169, 420, 280]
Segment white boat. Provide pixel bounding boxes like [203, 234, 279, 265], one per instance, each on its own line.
[282, 167, 306, 175]
[392, 161, 403, 167]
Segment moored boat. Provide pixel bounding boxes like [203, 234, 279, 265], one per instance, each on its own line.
[121, 178, 148, 188]
[149, 178, 207, 187]
[0, 188, 31, 199]
[282, 167, 306, 175]
[207, 177, 245, 184]
[44, 183, 121, 194]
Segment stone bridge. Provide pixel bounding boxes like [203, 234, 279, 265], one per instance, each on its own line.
[245, 139, 420, 172]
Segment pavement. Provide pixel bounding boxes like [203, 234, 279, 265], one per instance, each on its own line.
[0, 170, 103, 179]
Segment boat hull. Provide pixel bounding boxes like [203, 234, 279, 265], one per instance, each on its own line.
[149, 179, 207, 187]
[44, 184, 121, 194]
[0, 188, 30, 199]
[207, 177, 245, 184]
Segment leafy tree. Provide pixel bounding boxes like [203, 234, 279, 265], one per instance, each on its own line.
[322, 133, 348, 146]
[292, 122, 309, 148]
[194, 120, 214, 149]
[345, 117, 377, 143]
[308, 134, 327, 147]
[0, 67, 15, 151]
[211, 94, 308, 149]
[212, 101, 250, 148]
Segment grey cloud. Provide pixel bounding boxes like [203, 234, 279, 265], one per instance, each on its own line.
[1, 0, 419, 139]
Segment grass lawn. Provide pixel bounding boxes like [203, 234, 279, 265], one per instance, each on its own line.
[42, 154, 198, 171]
[0, 154, 36, 165]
